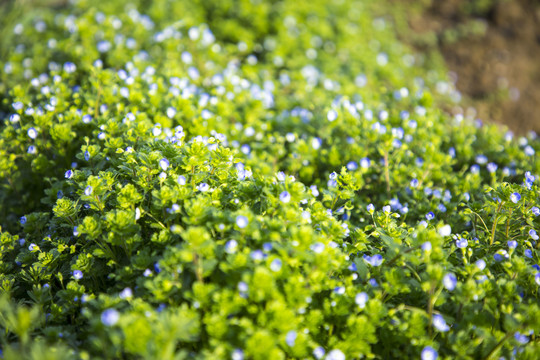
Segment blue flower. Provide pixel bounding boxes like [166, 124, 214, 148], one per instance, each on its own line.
[327, 109, 338, 122]
[197, 183, 209, 192]
[510, 192, 521, 203]
[443, 273, 457, 291]
[507, 240, 518, 249]
[159, 158, 169, 171]
[285, 330, 297, 347]
[438, 225, 451, 237]
[65, 170, 73, 179]
[525, 249, 533, 258]
[231, 349, 244, 360]
[311, 242, 325, 254]
[383, 205, 391, 214]
[514, 332, 529, 344]
[326, 349, 345, 360]
[410, 179, 419, 188]
[529, 229, 539, 240]
[177, 175, 186, 185]
[364, 254, 383, 267]
[84, 151, 90, 161]
[422, 242, 432, 252]
[456, 237, 468, 249]
[532, 207, 540, 216]
[270, 258, 282, 272]
[236, 215, 248, 229]
[421, 346, 438, 360]
[355, 292, 368, 308]
[27, 127, 38, 139]
[28, 243, 37, 251]
[119, 287, 133, 299]
[280, 191, 291, 203]
[347, 161, 358, 171]
[425, 212, 435, 221]
[367, 203, 375, 213]
[313, 347, 325, 359]
[360, 157, 371, 168]
[20, 216, 27, 225]
[73, 270, 83, 280]
[475, 259, 486, 271]
[101, 309, 120, 326]
[84, 186, 93, 196]
[432, 314, 449, 332]
[535, 273, 540, 286]
[486, 162, 498, 173]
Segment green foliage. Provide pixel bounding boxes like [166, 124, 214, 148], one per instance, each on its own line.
[1, 0, 540, 359]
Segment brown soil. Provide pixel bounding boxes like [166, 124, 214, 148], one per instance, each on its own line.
[407, 0, 540, 134]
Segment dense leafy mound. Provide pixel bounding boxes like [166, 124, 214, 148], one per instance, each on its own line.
[1, 0, 539, 359]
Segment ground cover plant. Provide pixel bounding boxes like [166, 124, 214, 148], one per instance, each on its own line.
[0, 0, 539, 359]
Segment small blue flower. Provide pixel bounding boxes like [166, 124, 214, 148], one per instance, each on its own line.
[432, 314, 449, 332]
[326, 349, 345, 360]
[313, 347, 325, 359]
[285, 330, 297, 347]
[364, 254, 383, 267]
[426, 212, 435, 221]
[159, 158, 169, 171]
[410, 179, 419, 188]
[475, 259, 486, 271]
[532, 207, 540, 216]
[73, 270, 83, 280]
[347, 161, 358, 171]
[280, 191, 291, 203]
[177, 175, 186, 185]
[270, 258, 282, 272]
[529, 229, 539, 240]
[101, 309, 120, 326]
[84, 186, 93, 196]
[508, 240, 518, 249]
[422, 242, 432, 252]
[119, 287, 133, 299]
[84, 151, 90, 161]
[510, 192, 521, 203]
[20, 216, 27, 225]
[525, 249, 533, 258]
[355, 292, 368, 308]
[421, 346, 438, 360]
[236, 215, 248, 229]
[443, 273, 457, 291]
[197, 183, 209, 192]
[367, 203, 375, 213]
[251, 250, 264, 261]
[456, 237, 468, 249]
[486, 162, 498, 173]
[383, 205, 391, 214]
[535, 272, 540, 286]
[143, 269, 152, 277]
[27, 127, 38, 139]
[514, 331, 529, 344]
[360, 157, 371, 168]
[65, 170, 73, 179]
[231, 349, 244, 360]
[327, 109, 338, 122]
[28, 243, 37, 251]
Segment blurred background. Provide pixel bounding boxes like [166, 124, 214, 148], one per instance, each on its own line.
[1, 0, 539, 134]
[388, 0, 540, 135]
